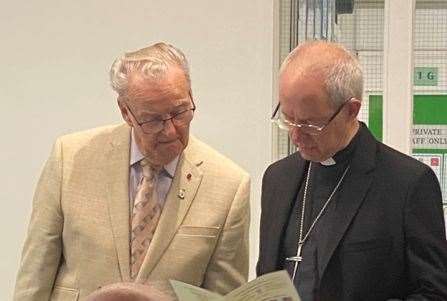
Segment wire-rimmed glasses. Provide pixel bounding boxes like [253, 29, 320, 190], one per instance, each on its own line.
[125, 93, 196, 134]
[271, 98, 351, 135]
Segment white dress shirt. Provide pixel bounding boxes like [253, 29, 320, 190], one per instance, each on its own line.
[129, 130, 179, 212]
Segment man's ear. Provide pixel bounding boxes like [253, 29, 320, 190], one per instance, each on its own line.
[117, 98, 132, 126]
[347, 98, 361, 119]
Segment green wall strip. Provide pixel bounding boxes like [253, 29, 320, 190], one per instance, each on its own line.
[412, 149, 447, 154]
[368, 95, 383, 141]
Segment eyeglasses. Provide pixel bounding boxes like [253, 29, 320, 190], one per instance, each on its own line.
[271, 98, 351, 136]
[125, 94, 196, 134]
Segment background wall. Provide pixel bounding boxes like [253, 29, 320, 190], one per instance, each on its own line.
[0, 1, 274, 299]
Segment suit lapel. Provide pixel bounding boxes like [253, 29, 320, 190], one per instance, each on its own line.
[104, 124, 132, 282]
[318, 124, 377, 278]
[262, 153, 307, 273]
[136, 139, 203, 281]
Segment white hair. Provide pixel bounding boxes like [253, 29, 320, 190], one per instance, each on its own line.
[325, 56, 363, 107]
[110, 42, 191, 97]
[280, 40, 363, 107]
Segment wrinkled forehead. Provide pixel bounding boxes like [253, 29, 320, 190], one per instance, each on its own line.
[279, 71, 334, 116]
[126, 68, 190, 101]
[279, 68, 328, 98]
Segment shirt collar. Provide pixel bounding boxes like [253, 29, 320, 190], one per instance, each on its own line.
[320, 157, 336, 166]
[130, 129, 179, 178]
[319, 123, 362, 166]
[163, 157, 179, 178]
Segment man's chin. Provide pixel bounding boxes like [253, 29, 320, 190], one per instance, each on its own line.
[157, 144, 183, 162]
[159, 140, 182, 150]
[149, 152, 179, 166]
[141, 140, 187, 165]
[298, 148, 322, 162]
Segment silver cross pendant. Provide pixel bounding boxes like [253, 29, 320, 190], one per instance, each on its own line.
[286, 242, 303, 263]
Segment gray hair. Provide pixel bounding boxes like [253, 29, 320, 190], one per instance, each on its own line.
[280, 40, 363, 107]
[110, 42, 191, 97]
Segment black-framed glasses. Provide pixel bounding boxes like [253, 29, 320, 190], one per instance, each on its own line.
[126, 92, 196, 134]
[271, 98, 351, 136]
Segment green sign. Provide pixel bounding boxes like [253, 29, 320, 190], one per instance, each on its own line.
[414, 67, 438, 86]
[368, 94, 447, 139]
[413, 95, 447, 125]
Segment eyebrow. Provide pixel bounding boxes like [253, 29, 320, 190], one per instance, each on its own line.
[137, 102, 191, 118]
[282, 111, 327, 125]
[282, 111, 294, 121]
[173, 102, 191, 110]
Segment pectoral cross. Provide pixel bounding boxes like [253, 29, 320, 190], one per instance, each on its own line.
[286, 242, 304, 281]
[286, 242, 303, 264]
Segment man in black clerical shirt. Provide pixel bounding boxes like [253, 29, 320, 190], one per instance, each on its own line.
[257, 40, 447, 301]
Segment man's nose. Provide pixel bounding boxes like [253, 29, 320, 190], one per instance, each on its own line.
[289, 127, 307, 145]
[161, 118, 177, 136]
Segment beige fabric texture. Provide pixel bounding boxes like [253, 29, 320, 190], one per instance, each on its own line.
[84, 282, 172, 301]
[14, 124, 250, 301]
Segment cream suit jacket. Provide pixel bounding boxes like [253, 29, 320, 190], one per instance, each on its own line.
[14, 124, 250, 301]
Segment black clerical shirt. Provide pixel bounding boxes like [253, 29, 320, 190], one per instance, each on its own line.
[281, 128, 361, 301]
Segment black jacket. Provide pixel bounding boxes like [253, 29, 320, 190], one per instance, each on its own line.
[257, 124, 447, 301]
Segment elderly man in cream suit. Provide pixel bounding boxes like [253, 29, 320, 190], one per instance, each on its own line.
[14, 42, 250, 301]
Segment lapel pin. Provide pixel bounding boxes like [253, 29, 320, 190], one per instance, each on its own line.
[178, 189, 186, 199]
[187, 173, 192, 180]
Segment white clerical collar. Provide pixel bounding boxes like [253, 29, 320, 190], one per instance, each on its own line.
[320, 157, 336, 166]
[129, 129, 179, 178]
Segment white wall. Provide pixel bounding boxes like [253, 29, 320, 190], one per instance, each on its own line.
[0, 1, 274, 299]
